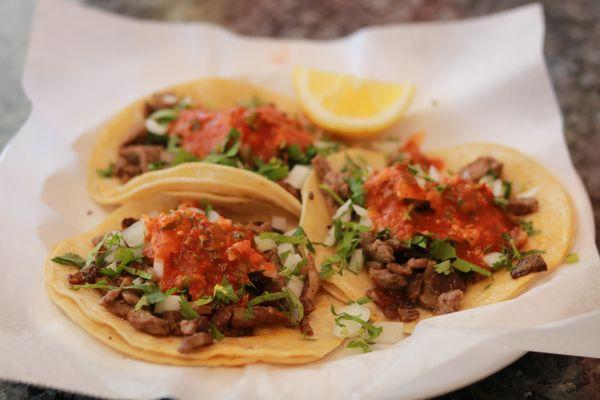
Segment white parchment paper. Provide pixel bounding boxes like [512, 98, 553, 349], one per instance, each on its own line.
[0, 0, 598, 399]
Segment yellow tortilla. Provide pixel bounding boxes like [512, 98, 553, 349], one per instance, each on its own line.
[45, 194, 343, 366]
[301, 144, 575, 332]
[87, 78, 305, 216]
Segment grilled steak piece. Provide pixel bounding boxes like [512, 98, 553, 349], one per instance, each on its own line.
[126, 309, 171, 336]
[178, 332, 213, 353]
[311, 155, 350, 208]
[145, 92, 179, 115]
[364, 239, 396, 264]
[459, 157, 503, 181]
[510, 254, 547, 278]
[230, 306, 290, 329]
[369, 268, 407, 290]
[397, 308, 420, 322]
[507, 198, 539, 216]
[114, 145, 170, 182]
[121, 217, 137, 229]
[434, 290, 464, 315]
[419, 266, 466, 310]
[180, 316, 210, 335]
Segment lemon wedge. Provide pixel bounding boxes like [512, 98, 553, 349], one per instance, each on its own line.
[293, 66, 415, 137]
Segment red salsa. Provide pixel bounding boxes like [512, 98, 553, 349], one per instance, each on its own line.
[168, 105, 313, 162]
[143, 206, 276, 300]
[365, 162, 519, 268]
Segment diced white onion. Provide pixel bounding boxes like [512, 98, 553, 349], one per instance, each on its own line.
[415, 177, 427, 189]
[122, 220, 146, 248]
[186, 207, 204, 214]
[254, 236, 276, 252]
[132, 277, 144, 285]
[359, 216, 373, 229]
[284, 165, 312, 189]
[429, 165, 441, 182]
[373, 322, 405, 344]
[286, 276, 304, 298]
[483, 252, 504, 267]
[461, 169, 472, 180]
[333, 303, 371, 339]
[154, 295, 180, 313]
[517, 186, 539, 199]
[492, 179, 504, 197]
[348, 249, 364, 273]
[207, 210, 220, 222]
[284, 229, 296, 237]
[153, 258, 164, 279]
[284, 253, 303, 272]
[104, 251, 115, 263]
[277, 243, 295, 259]
[145, 118, 168, 135]
[162, 94, 178, 105]
[352, 204, 369, 217]
[323, 225, 336, 247]
[333, 199, 353, 222]
[105, 261, 118, 271]
[271, 216, 288, 231]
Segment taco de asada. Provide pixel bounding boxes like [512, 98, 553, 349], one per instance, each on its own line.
[46, 194, 343, 366]
[301, 136, 574, 332]
[88, 78, 338, 215]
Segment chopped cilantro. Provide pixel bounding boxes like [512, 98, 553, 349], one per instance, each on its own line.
[255, 157, 289, 181]
[319, 184, 345, 206]
[97, 164, 114, 178]
[429, 239, 457, 260]
[208, 323, 224, 341]
[520, 220, 539, 236]
[179, 297, 200, 320]
[213, 277, 239, 304]
[434, 259, 452, 275]
[167, 135, 199, 166]
[331, 305, 382, 353]
[52, 253, 85, 268]
[202, 128, 241, 167]
[355, 296, 371, 305]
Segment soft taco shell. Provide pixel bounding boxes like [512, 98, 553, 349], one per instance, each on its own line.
[87, 78, 304, 216]
[301, 144, 575, 333]
[45, 194, 343, 366]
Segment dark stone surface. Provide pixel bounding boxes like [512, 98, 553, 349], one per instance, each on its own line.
[0, 0, 598, 399]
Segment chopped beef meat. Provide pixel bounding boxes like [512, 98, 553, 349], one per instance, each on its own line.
[277, 180, 301, 200]
[82, 263, 101, 282]
[300, 254, 320, 313]
[407, 274, 424, 301]
[103, 299, 133, 319]
[114, 145, 170, 182]
[126, 309, 171, 336]
[161, 311, 184, 336]
[459, 157, 503, 181]
[507, 198, 539, 216]
[434, 290, 464, 315]
[101, 289, 121, 303]
[299, 317, 313, 336]
[311, 155, 350, 209]
[180, 316, 210, 336]
[361, 231, 377, 248]
[387, 263, 412, 275]
[419, 266, 466, 310]
[193, 304, 214, 315]
[211, 306, 234, 330]
[178, 332, 213, 353]
[364, 239, 395, 264]
[121, 217, 137, 229]
[397, 308, 420, 322]
[67, 272, 84, 285]
[121, 290, 140, 306]
[511, 254, 548, 278]
[407, 258, 435, 270]
[145, 92, 179, 115]
[118, 276, 133, 287]
[369, 268, 407, 290]
[366, 260, 385, 270]
[230, 306, 290, 329]
[248, 270, 284, 294]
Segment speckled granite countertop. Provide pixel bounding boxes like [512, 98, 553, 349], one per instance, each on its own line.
[0, 0, 598, 399]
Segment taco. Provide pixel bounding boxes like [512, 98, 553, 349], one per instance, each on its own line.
[45, 194, 343, 365]
[88, 78, 338, 215]
[301, 136, 574, 333]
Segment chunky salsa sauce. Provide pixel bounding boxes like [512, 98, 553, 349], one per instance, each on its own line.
[143, 206, 276, 300]
[365, 158, 518, 268]
[169, 105, 314, 162]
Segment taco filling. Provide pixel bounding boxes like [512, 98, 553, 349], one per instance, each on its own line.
[312, 140, 546, 322]
[52, 202, 320, 354]
[98, 93, 337, 198]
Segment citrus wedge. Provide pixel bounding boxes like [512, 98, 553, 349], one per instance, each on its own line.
[293, 66, 415, 137]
